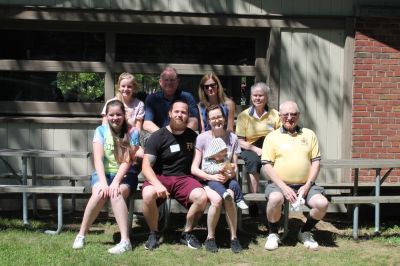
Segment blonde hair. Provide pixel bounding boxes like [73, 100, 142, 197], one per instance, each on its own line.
[198, 72, 228, 108]
[115, 72, 139, 104]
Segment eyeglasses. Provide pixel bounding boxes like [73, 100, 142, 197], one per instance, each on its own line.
[208, 115, 223, 121]
[202, 83, 218, 90]
[280, 112, 298, 118]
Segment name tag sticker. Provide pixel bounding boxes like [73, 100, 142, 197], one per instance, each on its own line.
[170, 144, 180, 153]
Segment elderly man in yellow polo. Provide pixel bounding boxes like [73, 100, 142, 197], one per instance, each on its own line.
[261, 100, 329, 251]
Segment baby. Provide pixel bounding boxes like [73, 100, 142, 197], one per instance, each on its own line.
[203, 138, 248, 210]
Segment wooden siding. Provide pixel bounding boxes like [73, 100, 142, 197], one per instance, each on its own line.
[0, 122, 94, 178]
[279, 29, 346, 183]
[0, 0, 390, 16]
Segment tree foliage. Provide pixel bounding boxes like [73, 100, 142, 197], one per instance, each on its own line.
[57, 72, 104, 102]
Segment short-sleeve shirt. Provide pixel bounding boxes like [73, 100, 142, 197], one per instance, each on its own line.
[261, 126, 321, 184]
[195, 131, 241, 170]
[144, 89, 199, 128]
[93, 125, 140, 174]
[235, 106, 281, 145]
[101, 97, 145, 123]
[145, 127, 198, 176]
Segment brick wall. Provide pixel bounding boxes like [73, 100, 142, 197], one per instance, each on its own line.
[353, 17, 400, 182]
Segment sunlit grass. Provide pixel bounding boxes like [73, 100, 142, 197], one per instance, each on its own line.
[0, 213, 399, 266]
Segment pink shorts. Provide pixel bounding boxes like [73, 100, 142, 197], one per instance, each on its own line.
[143, 175, 203, 209]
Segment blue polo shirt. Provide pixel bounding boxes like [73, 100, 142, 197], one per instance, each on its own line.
[144, 89, 199, 128]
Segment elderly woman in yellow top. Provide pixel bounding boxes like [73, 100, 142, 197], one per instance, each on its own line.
[235, 82, 280, 215]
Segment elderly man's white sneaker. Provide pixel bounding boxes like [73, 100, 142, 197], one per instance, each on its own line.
[298, 231, 319, 250]
[264, 233, 279, 250]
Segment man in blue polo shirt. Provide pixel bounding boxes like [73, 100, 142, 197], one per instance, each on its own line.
[143, 66, 199, 133]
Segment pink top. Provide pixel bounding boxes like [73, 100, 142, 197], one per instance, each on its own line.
[101, 97, 145, 124]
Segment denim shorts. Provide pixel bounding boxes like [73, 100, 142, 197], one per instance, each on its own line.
[90, 171, 138, 190]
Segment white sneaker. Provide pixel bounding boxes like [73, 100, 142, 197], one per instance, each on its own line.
[236, 200, 249, 210]
[298, 231, 319, 250]
[72, 235, 85, 249]
[264, 233, 279, 250]
[223, 191, 232, 200]
[108, 240, 132, 254]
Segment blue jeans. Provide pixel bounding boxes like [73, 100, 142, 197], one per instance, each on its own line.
[208, 178, 244, 203]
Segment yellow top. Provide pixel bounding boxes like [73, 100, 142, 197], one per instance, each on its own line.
[235, 107, 281, 145]
[261, 127, 320, 184]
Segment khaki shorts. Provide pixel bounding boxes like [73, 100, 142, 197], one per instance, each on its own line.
[265, 182, 325, 206]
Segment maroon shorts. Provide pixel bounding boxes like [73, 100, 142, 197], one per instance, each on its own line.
[142, 175, 203, 209]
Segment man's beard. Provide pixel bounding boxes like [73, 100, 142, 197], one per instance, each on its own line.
[170, 117, 187, 131]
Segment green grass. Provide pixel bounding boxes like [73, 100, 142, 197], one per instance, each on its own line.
[0, 212, 399, 266]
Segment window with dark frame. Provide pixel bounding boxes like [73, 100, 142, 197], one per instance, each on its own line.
[0, 29, 259, 115]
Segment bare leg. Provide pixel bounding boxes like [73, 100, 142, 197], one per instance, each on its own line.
[142, 185, 160, 232]
[110, 185, 130, 241]
[78, 185, 107, 236]
[204, 186, 222, 239]
[184, 187, 208, 232]
[224, 189, 238, 240]
[266, 191, 284, 223]
[248, 172, 260, 193]
[307, 194, 328, 220]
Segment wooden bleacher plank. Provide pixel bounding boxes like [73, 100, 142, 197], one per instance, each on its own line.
[0, 185, 85, 194]
[331, 195, 400, 204]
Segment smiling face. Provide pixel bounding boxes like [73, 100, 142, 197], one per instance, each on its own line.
[207, 107, 226, 132]
[202, 78, 219, 98]
[159, 68, 179, 98]
[118, 78, 134, 99]
[251, 87, 268, 109]
[279, 101, 300, 133]
[106, 104, 125, 132]
[169, 101, 189, 131]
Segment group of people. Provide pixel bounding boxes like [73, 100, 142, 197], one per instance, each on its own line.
[72, 66, 329, 254]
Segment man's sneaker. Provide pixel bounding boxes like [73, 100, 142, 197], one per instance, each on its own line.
[230, 239, 243, 253]
[298, 231, 319, 250]
[144, 231, 160, 250]
[223, 191, 232, 200]
[204, 238, 218, 253]
[236, 200, 249, 210]
[264, 233, 279, 251]
[180, 231, 202, 249]
[108, 240, 132, 254]
[72, 234, 85, 249]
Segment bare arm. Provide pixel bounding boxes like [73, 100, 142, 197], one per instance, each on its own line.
[93, 142, 109, 198]
[226, 100, 236, 132]
[109, 161, 131, 198]
[262, 163, 297, 203]
[187, 117, 199, 132]
[143, 120, 160, 133]
[298, 160, 320, 197]
[142, 154, 169, 198]
[101, 115, 108, 126]
[191, 148, 226, 183]
[238, 137, 262, 156]
[198, 106, 206, 133]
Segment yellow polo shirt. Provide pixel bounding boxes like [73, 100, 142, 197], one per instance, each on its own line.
[261, 127, 321, 184]
[235, 106, 281, 145]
